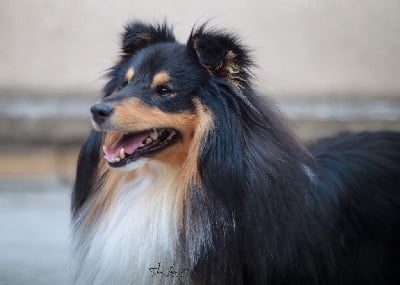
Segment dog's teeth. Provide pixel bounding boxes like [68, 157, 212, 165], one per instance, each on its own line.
[145, 137, 153, 145]
[150, 129, 159, 140]
[120, 148, 125, 159]
[115, 157, 120, 162]
[104, 156, 113, 163]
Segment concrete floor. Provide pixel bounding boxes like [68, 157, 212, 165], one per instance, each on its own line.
[0, 177, 71, 285]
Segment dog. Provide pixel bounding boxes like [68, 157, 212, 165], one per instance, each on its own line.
[72, 20, 400, 284]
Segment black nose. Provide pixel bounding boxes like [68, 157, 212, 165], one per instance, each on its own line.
[90, 103, 113, 124]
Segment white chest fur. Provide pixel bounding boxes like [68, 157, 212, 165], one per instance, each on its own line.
[72, 162, 190, 285]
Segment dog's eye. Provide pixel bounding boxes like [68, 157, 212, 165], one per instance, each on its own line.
[156, 85, 172, 97]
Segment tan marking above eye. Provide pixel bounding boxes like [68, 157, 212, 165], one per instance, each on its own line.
[151, 71, 170, 89]
[125, 67, 135, 83]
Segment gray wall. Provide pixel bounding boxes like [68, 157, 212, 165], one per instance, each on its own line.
[1, 0, 400, 97]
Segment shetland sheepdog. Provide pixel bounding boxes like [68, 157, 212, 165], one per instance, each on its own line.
[72, 21, 400, 285]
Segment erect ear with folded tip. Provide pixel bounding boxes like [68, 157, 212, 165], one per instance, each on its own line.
[121, 20, 176, 58]
[187, 25, 253, 89]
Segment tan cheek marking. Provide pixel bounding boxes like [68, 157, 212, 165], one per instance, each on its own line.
[111, 98, 195, 132]
[180, 98, 213, 187]
[110, 97, 201, 178]
[151, 71, 170, 89]
[153, 122, 196, 166]
[175, 99, 214, 225]
[125, 67, 135, 83]
[111, 98, 212, 183]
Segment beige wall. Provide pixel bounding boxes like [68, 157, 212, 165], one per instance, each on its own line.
[1, 0, 399, 97]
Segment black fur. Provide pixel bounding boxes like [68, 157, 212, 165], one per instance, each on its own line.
[72, 130, 102, 216]
[121, 20, 176, 58]
[73, 20, 400, 284]
[187, 24, 253, 88]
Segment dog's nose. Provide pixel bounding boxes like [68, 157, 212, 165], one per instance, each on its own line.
[90, 103, 113, 124]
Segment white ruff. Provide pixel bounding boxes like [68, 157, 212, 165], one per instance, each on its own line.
[72, 161, 191, 285]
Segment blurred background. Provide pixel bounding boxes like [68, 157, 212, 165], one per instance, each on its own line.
[0, 0, 399, 284]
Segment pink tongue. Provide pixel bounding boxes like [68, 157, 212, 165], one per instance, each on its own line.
[103, 131, 151, 160]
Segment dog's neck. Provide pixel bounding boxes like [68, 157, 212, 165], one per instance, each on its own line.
[73, 161, 192, 284]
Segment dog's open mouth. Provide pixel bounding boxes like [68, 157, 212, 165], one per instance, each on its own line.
[103, 128, 178, 167]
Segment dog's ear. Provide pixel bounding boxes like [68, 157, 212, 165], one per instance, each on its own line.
[187, 25, 253, 89]
[121, 21, 175, 58]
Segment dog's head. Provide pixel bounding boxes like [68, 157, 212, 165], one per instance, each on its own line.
[91, 21, 252, 170]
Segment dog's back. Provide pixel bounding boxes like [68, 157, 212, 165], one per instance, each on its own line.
[307, 131, 400, 284]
